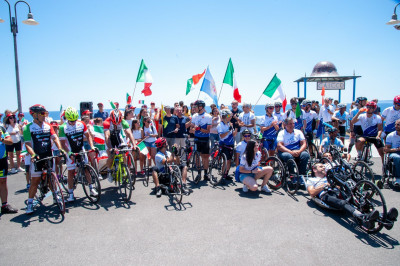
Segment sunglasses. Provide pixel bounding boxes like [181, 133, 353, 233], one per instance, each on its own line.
[367, 106, 375, 109]
[267, 107, 274, 109]
[38, 112, 46, 116]
[243, 134, 251, 137]
[9, 116, 15, 119]
[291, 103, 297, 105]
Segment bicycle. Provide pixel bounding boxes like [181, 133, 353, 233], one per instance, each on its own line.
[208, 141, 229, 186]
[33, 154, 66, 215]
[190, 138, 208, 184]
[60, 150, 101, 203]
[359, 136, 375, 166]
[179, 134, 195, 167]
[110, 145, 134, 201]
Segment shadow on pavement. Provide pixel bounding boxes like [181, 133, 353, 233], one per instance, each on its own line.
[98, 187, 136, 211]
[10, 204, 65, 227]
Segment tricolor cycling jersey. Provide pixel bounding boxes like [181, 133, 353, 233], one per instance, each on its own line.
[283, 109, 304, 130]
[277, 129, 305, 150]
[350, 108, 362, 126]
[261, 114, 279, 139]
[357, 113, 382, 137]
[103, 118, 130, 148]
[303, 110, 318, 132]
[386, 131, 400, 150]
[59, 121, 88, 153]
[217, 121, 234, 145]
[23, 122, 56, 156]
[191, 112, 212, 138]
[320, 137, 344, 153]
[382, 106, 400, 133]
[238, 112, 255, 133]
[0, 128, 10, 159]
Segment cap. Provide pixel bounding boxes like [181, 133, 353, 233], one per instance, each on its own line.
[151, 102, 155, 105]
[97, 102, 103, 106]
[18, 112, 24, 117]
[142, 104, 148, 108]
[82, 110, 92, 115]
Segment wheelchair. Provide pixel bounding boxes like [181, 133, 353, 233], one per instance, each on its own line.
[378, 153, 398, 189]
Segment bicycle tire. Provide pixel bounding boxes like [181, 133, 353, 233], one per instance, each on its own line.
[179, 147, 187, 167]
[91, 156, 100, 175]
[266, 156, 285, 190]
[352, 161, 374, 182]
[81, 164, 102, 203]
[191, 151, 202, 184]
[144, 159, 151, 187]
[308, 143, 319, 164]
[172, 170, 183, 204]
[352, 180, 387, 234]
[50, 172, 66, 215]
[118, 164, 133, 201]
[209, 152, 227, 186]
[285, 159, 299, 195]
[60, 167, 69, 193]
[126, 152, 137, 186]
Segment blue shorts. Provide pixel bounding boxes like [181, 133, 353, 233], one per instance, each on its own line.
[239, 173, 255, 182]
[263, 139, 277, 151]
[144, 141, 156, 148]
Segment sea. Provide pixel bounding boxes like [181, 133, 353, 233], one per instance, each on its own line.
[23, 100, 395, 122]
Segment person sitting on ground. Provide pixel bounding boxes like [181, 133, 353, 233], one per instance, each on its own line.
[238, 140, 273, 193]
[152, 137, 191, 197]
[235, 129, 251, 166]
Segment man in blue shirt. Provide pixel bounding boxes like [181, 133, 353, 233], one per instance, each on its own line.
[93, 103, 109, 121]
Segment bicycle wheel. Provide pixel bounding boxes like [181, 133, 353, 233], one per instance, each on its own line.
[171, 170, 183, 204]
[319, 157, 333, 170]
[266, 156, 285, 190]
[50, 172, 65, 215]
[308, 143, 319, 165]
[118, 164, 133, 201]
[285, 159, 299, 195]
[60, 167, 69, 193]
[81, 164, 101, 203]
[126, 152, 137, 186]
[352, 161, 374, 182]
[179, 147, 187, 166]
[209, 152, 227, 186]
[191, 151, 202, 184]
[353, 180, 387, 234]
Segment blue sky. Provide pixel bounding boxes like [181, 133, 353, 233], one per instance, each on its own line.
[1, 0, 399, 111]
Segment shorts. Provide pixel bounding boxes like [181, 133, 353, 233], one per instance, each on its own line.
[195, 137, 210, 155]
[0, 157, 8, 178]
[354, 125, 363, 136]
[165, 138, 175, 150]
[144, 141, 156, 148]
[263, 139, 277, 151]
[239, 173, 255, 182]
[304, 132, 313, 145]
[66, 154, 88, 171]
[362, 137, 384, 149]
[6, 141, 22, 152]
[83, 141, 91, 151]
[174, 138, 185, 148]
[220, 144, 234, 160]
[338, 126, 346, 137]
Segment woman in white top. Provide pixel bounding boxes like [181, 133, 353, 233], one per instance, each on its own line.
[131, 119, 145, 174]
[142, 116, 158, 166]
[209, 107, 220, 151]
[4, 114, 23, 173]
[239, 140, 273, 193]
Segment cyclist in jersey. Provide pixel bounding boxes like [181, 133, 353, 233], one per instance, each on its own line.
[351, 101, 384, 163]
[274, 101, 284, 128]
[59, 107, 98, 202]
[0, 128, 18, 214]
[190, 100, 212, 181]
[260, 102, 280, 156]
[283, 98, 305, 130]
[384, 119, 400, 186]
[381, 95, 400, 137]
[104, 109, 137, 182]
[217, 109, 237, 179]
[333, 103, 349, 144]
[235, 129, 251, 166]
[152, 137, 191, 197]
[349, 96, 367, 154]
[301, 99, 318, 150]
[238, 103, 255, 134]
[23, 104, 65, 214]
[319, 127, 344, 154]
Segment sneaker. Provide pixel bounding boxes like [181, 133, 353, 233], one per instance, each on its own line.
[224, 174, 233, 180]
[66, 193, 75, 202]
[10, 168, 17, 174]
[387, 208, 398, 221]
[107, 171, 113, 183]
[394, 178, 400, 187]
[1, 204, 18, 214]
[203, 174, 210, 181]
[182, 184, 190, 195]
[242, 184, 249, 192]
[156, 186, 162, 198]
[90, 188, 99, 197]
[17, 167, 25, 172]
[26, 203, 34, 214]
[261, 185, 271, 194]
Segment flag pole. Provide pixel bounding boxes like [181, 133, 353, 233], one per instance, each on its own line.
[217, 84, 224, 102]
[132, 82, 138, 99]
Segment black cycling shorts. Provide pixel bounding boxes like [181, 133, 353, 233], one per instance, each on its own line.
[33, 153, 53, 172]
[338, 126, 346, 137]
[362, 137, 384, 149]
[220, 144, 234, 160]
[305, 131, 313, 145]
[6, 141, 22, 152]
[354, 125, 363, 136]
[0, 157, 8, 178]
[195, 137, 210, 155]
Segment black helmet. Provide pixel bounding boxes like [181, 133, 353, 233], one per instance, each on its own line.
[327, 127, 338, 133]
[29, 104, 47, 115]
[241, 129, 251, 136]
[194, 100, 205, 108]
[356, 96, 367, 103]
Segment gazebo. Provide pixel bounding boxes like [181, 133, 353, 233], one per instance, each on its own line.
[293, 61, 361, 102]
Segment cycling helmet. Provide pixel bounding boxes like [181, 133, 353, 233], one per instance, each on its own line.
[221, 109, 232, 117]
[356, 96, 367, 103]
[302, 99, 312, 106]
[29, 104, 47, 115]
[110, 109, 123, 125]
[327, 127, 338, 133]
[274, 102, 282, 107]
[337, 103, 346, 109]
[241, 129, 251, 136]
[394, 95, 400, 105]
[64, 107, 79, 122]
[265, 102, 274, 109]
[155, 137, 167, 149]
[194, 100, 205, 108]
[366, 101, 377, 109]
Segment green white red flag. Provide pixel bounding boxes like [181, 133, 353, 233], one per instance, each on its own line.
[263, 74, 287, 111]
[186, 69, 206, 95]
[126, 93, 132, 105]
[222, 58, 242, 103]
[137, 141, 148, 155]
[136, 59, 153, 96]
[93, 125, 106, 151]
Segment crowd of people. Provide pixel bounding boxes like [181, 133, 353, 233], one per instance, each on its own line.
[0, 94, 399, 224]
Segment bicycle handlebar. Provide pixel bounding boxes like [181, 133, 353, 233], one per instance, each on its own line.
[34, 154, 66, 163]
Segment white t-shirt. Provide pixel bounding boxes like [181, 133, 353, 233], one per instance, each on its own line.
[382, 106, 400, 133]
[155, 151, 171, 171]
[238, 112, 255, 133]
[239, 151, 261, 171]
[306, 177, 328, 197]
[319, 105, 335, 122]
[357, 113, 382, 137]
[6, 124, 21, 143]
[143, 125, 157, 143]
[217, 121, 234, 145]
[260, 114, 279, 139]
[320, 137, 344, 153]
[303, 110, 318, 132]
[277, 129, 305, 150]
[191, 112, 212, 138]
[386, 131, 400, 149]
[236, 140, 247, 157]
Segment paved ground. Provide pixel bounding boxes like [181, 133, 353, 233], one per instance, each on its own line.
[1, 157, 399, 265]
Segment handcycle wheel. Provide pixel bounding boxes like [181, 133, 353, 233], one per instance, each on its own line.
[285, 159, 299, 195]
[352, 161, 374, 182]
[352, 180, 387, 234]
[209, 152, 227, 186]
[82, 164, 102, 203]
[50, 172, 66, 215]
[319, 157, 333, 170]
[126, 152, 137, 186]
[171, 169, 183, 204]
[118, 164, 133, 201]
[308, 143, 319, 164]
[191, 151, 202, 184]
[266, 156, 285, 190]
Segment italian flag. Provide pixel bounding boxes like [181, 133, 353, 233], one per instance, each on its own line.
[136, 59, 153, 97]
[126, 93, 132, 105]
[222, 58, 242, 103]
[138, 100, 144, 104]
[137, 141, 148, 155]
[93, 125, 106, 150]
[109, 101, 117, 109]
[186, 69, 206, 95]
[263, 74, 287, 112]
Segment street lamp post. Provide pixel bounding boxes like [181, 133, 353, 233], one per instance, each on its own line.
[0, 0, 38, 112]
[386, 2, 400, 30]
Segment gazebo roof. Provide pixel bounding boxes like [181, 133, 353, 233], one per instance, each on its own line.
[294, 75, 361, 83]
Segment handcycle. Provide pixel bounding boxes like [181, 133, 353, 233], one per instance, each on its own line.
[378, 152, 398, 189]
[208, 141, 229, 186]
[109, 145, 135, 201]
[60, 149, 101, 203]
[33, 154, 67, 216]
[157, 163, 189, 204]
